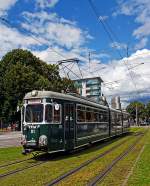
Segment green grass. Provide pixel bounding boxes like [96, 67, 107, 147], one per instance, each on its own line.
[127, 128, 150, 185]
[129, 126, 146, 133]
[0, 127, 146, 186]
[0, 133, 134, 186]
[0, 147, 26, 164]
[58, 136, 138, 186]
[99, 128, 148, 186]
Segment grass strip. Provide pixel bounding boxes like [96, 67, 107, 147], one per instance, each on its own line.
[0, 128, 144, 186]
[97, 128, 148, 186]
[127, 128, 150, 185]
[0, 134, 135, 186]
[56, 136, 139, 185]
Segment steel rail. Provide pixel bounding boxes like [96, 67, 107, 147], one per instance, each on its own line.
[45, 135, 136, 186]
[0, 132, 143, 181]
[0, 160, 47, 179]
[0, 151, 46, 169]
[88, 133, 145, 186]
[0, 158, 33, 169]
[0, 135, 128, 179]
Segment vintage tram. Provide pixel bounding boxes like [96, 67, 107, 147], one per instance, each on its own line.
[21, 90, 129, 154]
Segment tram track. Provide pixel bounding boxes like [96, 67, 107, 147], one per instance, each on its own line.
[0, 151, 46, 169]
[0, 131, 144, 182]
[0, 157, 33, 169]
[0, 133, 129, 179]
[87, 133, 145, 186]
[45, 132, 143, 186]
[0, 161, 47, 179]
[0, 153, 50, 179]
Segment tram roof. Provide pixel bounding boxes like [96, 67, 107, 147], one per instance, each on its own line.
[24, 90, 123, 113]
[24, 90, 109, 110]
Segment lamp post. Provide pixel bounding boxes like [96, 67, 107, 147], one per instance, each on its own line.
[136, 103, 138, 126]
[128, 62, 144, 126]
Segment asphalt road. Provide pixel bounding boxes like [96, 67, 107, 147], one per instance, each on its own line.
[0, 131, 21, 148]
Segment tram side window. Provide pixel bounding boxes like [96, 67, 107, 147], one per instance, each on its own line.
[103, 111, 108, 122]
[119, 114, 122, 125]
[53, 106, 61, 123]
[111, 112, 116, 124]
[77, 106, 86, 122]
[99, 112, 104, 122]
[77, 105, 108, 123]
[94, 112, 99, 122]
[77, 110, 85, 122]
[45, 104, 61, 123]
[45, 105, 52, 122]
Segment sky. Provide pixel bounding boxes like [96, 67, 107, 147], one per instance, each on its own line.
[0, 0, 150, 107]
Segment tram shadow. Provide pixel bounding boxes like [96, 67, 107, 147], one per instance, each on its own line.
[33, 132, 133, 162]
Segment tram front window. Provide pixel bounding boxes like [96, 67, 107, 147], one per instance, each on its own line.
[25, 104, 43, 123]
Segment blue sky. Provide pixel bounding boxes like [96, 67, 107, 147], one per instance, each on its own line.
[3, 0, 148, 59]
[0, 0, 149, 106]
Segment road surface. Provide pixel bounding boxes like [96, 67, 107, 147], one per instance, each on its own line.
[0, 131, 21, 148]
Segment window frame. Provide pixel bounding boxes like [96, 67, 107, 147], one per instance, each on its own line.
[76, 104, 109, 124]
[25, 104, 44, 123]
[45, 103, 62, 124]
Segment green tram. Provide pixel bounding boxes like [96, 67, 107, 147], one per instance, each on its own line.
[21, 90, 130, 154]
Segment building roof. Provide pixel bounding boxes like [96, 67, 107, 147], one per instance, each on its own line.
[73, 76, 103, 82]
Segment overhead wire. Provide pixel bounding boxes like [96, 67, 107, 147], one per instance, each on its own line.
[88, 0, 142, 100]
[0, 17, 82, 80]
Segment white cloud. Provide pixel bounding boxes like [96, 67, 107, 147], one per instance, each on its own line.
[36, 0, 59, 9]
[101, 49, 150, 106]
[110, 41, 127, 50]
[34, 46, 150, 107]
[0, 0, 149, 107]
[114, 0, 150, 49]
[53, 48, 149, 107]
[133, 23, 150, 39]
[0, 23, 43, 58]
[134, 38, 148, 50]
[22, 11, 92, 49]
[0, 0, 17, 16]
[99, 15, 109, 21]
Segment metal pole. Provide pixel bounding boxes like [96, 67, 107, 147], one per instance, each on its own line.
[89, 52, 91, 73]
[0, 119, 2, 129]
[136, 104, 138, 126]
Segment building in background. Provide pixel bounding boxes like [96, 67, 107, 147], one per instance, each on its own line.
[111, 96, 121, 110]
[74, 77, 103, 103]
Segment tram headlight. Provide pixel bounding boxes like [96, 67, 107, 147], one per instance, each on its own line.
[39, 135, 47, 147]
[31, 90, 38, 97]
[21, 134, 26, 145]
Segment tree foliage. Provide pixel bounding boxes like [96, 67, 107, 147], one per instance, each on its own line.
[126, 101, 150, 122]
[0, 49, 76, 125]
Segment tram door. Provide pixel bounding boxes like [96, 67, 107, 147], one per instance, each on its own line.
[64, 103, 75, 149]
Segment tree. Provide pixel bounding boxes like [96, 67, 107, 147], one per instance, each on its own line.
[0, 49, 76, 127]
[126, 101, 145, 124]
[145, 102, 150, 121]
